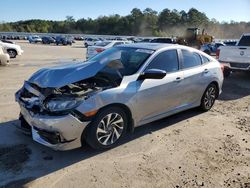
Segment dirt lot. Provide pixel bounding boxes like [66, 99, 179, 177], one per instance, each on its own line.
[0, 41, 249, 188]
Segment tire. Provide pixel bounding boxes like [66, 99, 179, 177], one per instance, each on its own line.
[223, 68, 231, 78]
[7, 49, 17, 58]
[84, 107, 128, 150]
[200, 83, 218, 111]
[84, 43, 88, 48]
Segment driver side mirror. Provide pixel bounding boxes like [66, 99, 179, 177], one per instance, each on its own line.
[138, 69, 166, 80]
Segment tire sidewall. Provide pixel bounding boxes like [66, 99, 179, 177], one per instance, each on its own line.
[85, 107, 128, 150]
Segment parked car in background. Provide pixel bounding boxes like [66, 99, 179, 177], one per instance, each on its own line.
[55, 36, 73, 45]
[84, 38, 102, 47]
[218, 33, 250, 77]
[74, 36, 84, 41]
[0, 40, 23, 58]
[0, 39, 15, 44]
[224, 41, 237, 46]
[28, 35, 42, 43]
[42, 36, 56, 44]
[150, 38, 174, 44]
[16, 43, 223, 151]
[200, 42, 225, 55]
[87, 40, 128, 59]
[140, 38, 152, 43]
[0, 46, 10, 65]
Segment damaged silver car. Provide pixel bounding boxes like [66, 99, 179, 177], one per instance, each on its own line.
[15, 43, 224, 150]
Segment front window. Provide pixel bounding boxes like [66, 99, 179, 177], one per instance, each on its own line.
[89, 47, 154, 76]
[146, 50, 179, 73]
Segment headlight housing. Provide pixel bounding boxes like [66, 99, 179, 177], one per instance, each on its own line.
[45, 98, 81, 112]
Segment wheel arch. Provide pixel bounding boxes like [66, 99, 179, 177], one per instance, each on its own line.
[209, 81, 220, 98]
[7, 48, 17, 53]
[201, 81, 220, 99]
[81, 103, 134, 148]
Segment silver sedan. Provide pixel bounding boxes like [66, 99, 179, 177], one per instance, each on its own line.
[15, 43, 224, 150]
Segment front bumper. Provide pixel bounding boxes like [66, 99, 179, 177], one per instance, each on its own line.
[18, 105, 90, 150]
[17, 49, 24, 56]
[0, 54, 10, 64]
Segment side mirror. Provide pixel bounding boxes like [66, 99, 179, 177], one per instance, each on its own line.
[138, 69, 166, 80]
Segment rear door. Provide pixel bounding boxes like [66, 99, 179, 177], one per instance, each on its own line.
[180, 49, 207, 105]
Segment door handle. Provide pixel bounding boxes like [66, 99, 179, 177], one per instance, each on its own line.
[174, 77, 183, 82]
[203, 69, 209, 73]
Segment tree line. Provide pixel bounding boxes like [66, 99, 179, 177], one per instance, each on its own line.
[0, 8, 249, 38]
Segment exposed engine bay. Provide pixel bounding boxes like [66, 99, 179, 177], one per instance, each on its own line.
[16, 73, 121, 115]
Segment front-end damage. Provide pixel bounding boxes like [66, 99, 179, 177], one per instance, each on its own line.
[15, 71, 118, 150]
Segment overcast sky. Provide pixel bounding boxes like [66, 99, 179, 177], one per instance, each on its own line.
[1, 0, 249, 22]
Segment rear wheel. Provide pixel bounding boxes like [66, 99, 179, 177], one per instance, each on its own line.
[84, 107, 128, 150]
[200, 83, 218, 111]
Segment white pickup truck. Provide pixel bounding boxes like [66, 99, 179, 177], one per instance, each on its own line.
[218, 33, 250, 77]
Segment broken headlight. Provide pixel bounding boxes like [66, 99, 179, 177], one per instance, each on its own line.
[45, 98, 81, 112]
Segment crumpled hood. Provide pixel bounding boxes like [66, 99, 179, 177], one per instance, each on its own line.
[28, 60, 106, 88]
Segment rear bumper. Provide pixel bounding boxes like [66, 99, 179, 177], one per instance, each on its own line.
[220, 62, 250, 71]
[18, 105, 90, 151]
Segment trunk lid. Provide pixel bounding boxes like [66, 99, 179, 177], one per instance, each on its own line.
[218, 46, 250, 64]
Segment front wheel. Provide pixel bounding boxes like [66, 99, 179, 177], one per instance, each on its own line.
[200, 83, 218, 111]
[84, 107, 128, 150]
[7, 49, 17, 58]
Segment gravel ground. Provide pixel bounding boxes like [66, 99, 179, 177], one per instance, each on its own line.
[0, 41, 249, 188]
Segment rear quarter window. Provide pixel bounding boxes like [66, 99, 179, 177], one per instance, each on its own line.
[201, 55, 211, 64]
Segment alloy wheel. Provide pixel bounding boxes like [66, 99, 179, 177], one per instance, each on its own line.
[204, 86, 216, 109]
[96, 113, 124, 146]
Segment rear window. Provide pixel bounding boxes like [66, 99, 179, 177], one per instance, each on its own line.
[238, 35, 250, 46]
[181, 50, 202, 69]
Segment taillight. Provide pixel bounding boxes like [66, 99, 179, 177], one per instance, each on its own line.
[216, 49, 220, 59]
[220, 63, 224, 73]
[96, 48, 105, 53]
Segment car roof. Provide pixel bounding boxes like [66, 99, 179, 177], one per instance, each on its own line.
[242, 33, 250, 36]
[118, 43, 176, 50]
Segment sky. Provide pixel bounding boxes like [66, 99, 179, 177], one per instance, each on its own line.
[0, 0, 249, 23]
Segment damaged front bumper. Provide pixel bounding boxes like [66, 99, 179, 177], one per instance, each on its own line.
[16, 90, 90, 150]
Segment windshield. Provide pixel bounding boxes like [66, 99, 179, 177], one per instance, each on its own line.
[89, 47, 154, 76]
